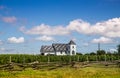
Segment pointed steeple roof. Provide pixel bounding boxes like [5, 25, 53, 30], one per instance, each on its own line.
[68, 40, 76, 45]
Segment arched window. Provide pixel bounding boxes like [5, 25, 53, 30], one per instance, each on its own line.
[72, 50, 74, 54]
[72, 46, 74, 48]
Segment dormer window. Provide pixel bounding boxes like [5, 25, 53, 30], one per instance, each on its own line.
[72, 46, 74, 48]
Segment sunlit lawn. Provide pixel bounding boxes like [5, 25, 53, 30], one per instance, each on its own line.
[0, 64, 120, 78]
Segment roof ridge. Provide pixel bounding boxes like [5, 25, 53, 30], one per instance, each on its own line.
[68, 40, 76, 45]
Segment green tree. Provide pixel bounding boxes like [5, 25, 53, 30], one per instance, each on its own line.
[97, 50, 106, 55]
[90, 52, 96, 55]
[117, 44, 120, 55]
[76, 52, 83, 55]
[106, 52, 112, 55]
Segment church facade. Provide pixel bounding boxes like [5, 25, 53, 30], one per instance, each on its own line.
[40, 40, 76, 55]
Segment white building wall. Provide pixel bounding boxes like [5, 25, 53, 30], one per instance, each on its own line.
[43, 52, 67, 56]
[56, 51, 67, 55]
[44, 52, 55, 55]
[69, 45, 76, 55]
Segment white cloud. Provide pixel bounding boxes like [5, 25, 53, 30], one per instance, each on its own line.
[92, 18, 120, 37]
[35, 35, 55, 41]
[8, 37, 24, 43]
[67, 19, 91, 34]
[2, 16, 17, 23]
[91, 37, 113, 43]
[67, 18, 120, 38]
[20, 17, 120, 38]
[20, 24, 70, 36]
[109, 48, 117, 52]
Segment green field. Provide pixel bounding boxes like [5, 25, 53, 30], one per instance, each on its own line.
[0, 63, 120, 78]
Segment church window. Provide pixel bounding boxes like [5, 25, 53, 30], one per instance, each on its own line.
[72, 50, 74, 54]
[72, 46, 74, 48]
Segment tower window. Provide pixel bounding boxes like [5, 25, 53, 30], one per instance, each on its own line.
[72, 51, 74, 54]
[72, 46, 74, 48]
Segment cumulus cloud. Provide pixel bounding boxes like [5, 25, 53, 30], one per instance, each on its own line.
[67, 17, 120, 38]
[67, 19, 91, 34]
[91, 37, 113, 43]
[92, 18, 120, 37]
[20, 24, 70, 36]
[35, 35, 55, 41]
[20, 17, 120, 38]
[8, 37, 24, 43]
[109, 48, 117, 52]
[2, 16, 17, 23]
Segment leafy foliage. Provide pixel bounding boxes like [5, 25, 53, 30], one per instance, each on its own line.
[97, 50, 106, 55]
[0, 54, 119, 64]
[117, 44, 120, 55]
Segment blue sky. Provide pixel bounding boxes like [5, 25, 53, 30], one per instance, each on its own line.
[0, 0, 120, 54]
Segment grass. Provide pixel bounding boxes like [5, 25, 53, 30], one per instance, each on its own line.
[0, 63, 120, 78]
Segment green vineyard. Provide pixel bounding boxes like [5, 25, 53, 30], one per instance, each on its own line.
[0, 54, 119, 64]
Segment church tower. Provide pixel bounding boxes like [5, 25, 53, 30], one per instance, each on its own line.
[68, 40, 76, 55]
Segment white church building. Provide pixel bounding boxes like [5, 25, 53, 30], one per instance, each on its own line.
[40, 40, 76, 55]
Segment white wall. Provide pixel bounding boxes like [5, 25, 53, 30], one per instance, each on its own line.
[43, 52, 55, 55]
[56, 51, 67, 55]
[42, 51, 67, 56]
[69, 45, 76, 55]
